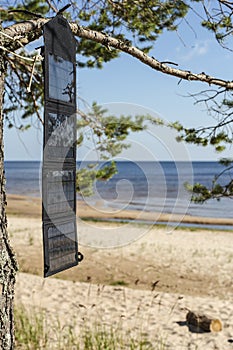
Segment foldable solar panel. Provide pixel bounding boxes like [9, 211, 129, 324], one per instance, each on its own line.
[42, 15, 80, 277]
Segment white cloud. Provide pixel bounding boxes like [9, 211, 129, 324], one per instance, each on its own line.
[176, 40, 210, 62]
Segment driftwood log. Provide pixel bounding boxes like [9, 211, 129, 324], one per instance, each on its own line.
[186, 311, 222, 332]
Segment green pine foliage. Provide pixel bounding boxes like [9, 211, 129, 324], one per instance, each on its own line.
[77, 102, 148, 196]
[2, 0, 233, 202]
[75, 0, 190, 68]
[185, 159, 233, 203]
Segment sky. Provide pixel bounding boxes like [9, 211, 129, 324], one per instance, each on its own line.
[4, 5, 233, 161]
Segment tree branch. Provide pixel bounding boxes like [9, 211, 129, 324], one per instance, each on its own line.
[45, 0, 58, 14]
[3, 18, 233, 90]
[6, 56, 43, 125]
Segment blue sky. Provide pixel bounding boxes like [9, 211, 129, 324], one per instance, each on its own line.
[4, 7, 233, 161]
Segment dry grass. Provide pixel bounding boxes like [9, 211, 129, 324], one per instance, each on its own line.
[15, 304, 168, 350]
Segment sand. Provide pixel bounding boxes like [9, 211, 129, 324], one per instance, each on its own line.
[3, 196, 233, 350]
[15, 272, 233, 350]
[6, 195, 233, 349]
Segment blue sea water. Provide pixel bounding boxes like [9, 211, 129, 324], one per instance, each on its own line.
[5, 161, 41, 197]
[4, 160, 233, 220]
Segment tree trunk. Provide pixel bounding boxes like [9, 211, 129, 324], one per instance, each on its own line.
[0, 50, 18, 348]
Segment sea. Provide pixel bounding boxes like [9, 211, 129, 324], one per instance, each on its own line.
[4, 161, 233, 227]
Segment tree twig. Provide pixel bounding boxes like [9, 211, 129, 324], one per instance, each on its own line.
[45, 0, 58, 13]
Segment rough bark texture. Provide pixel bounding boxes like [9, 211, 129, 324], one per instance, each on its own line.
[186, 311, 222, 332]
[0, 37, 18, 350]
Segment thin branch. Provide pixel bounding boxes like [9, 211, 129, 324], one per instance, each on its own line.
[45, 0, 58, 13]
[219, 0, 233, 11]
[0, 45, 35, 61]
[30, 92, 43, 124]
[8, 9, 44, 18]
[0, 30, 24, 47]
[6, 57, 43, 125]
[195, 118, 233, 133]
[214, 164, 233, 184]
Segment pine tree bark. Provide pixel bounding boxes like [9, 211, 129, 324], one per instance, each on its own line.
[0, 47, 18, 349]
[186, 311, 222, 332]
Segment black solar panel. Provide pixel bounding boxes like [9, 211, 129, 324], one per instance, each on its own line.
[42, 15, 80, 277]
[43, 218, 78, 277]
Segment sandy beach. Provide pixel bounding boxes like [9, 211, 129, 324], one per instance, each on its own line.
[7, 195, 233, 349]
[6, 194, 233, 226]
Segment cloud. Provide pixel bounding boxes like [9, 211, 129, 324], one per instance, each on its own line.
[176, 40, 210, 61]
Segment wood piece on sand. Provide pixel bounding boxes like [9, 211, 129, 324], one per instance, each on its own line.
[186, 311, 222, 332]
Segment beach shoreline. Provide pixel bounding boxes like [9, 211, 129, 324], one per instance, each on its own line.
[6, 193, 233, 227]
